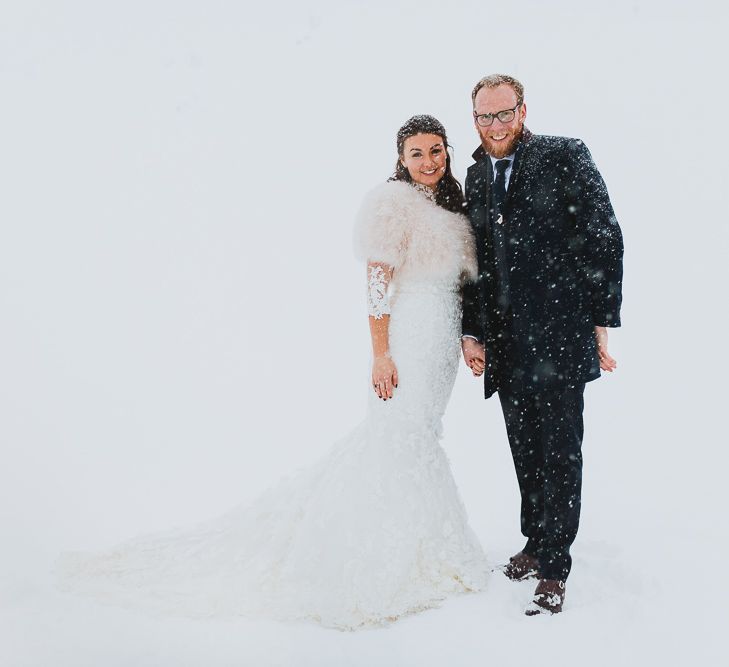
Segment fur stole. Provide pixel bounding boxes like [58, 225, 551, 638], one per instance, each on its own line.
[353, 181, 477, 283]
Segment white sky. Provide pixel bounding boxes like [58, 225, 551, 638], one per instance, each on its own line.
[1, 1, 727, 664]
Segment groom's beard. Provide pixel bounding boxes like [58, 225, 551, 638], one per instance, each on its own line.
[480, 124, 524, 159]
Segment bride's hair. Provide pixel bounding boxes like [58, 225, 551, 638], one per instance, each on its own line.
[389, 115, 465, 214]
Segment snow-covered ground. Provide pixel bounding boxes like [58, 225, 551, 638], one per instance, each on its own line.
[1, 1, 726, 664]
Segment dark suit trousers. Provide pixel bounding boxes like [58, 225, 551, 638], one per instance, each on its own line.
[498, 383, 585, 581]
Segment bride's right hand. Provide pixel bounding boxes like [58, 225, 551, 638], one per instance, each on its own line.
[372, 355, 398, 400]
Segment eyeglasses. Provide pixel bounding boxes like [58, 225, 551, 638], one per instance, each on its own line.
[473, 104, 521, 127]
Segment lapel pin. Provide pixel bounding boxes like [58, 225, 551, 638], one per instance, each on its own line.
[496, 214, 504, 225]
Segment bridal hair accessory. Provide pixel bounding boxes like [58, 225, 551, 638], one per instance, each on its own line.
[395, 115, 448, 154]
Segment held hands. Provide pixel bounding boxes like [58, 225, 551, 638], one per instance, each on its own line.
[595, 326, 617, 372]
[372, 355, 398, 400]
[461, 330, 615, 377]
[461, 338, 486, 377]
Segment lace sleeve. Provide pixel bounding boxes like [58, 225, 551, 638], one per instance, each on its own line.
[367, 262, 393, 319]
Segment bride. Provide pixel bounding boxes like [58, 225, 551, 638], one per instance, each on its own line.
[58, 115, 490, 630]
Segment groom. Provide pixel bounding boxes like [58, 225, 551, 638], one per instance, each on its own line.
[461, 74, 623, 615]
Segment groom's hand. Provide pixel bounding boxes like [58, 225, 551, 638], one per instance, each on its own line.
[594, 326, 617, 372]
[461, 337, 486, 377]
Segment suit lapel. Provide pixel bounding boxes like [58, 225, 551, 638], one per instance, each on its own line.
[469, 157, 492, 228]
[503, 131, 532, 211]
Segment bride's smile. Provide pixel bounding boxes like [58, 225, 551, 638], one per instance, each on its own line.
[400, 133, 448, 190]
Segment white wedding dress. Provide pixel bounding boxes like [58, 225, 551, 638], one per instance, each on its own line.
[57, 181, 490, 630]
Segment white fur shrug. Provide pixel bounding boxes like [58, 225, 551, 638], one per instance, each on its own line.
[353, 181, 477, 284]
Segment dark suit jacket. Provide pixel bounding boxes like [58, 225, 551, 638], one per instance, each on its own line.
[462, 129, 624, 397]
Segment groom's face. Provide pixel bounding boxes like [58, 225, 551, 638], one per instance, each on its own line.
[473, 84, 526, 158]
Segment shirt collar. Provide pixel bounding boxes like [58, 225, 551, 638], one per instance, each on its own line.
[489, 152, 515, 170]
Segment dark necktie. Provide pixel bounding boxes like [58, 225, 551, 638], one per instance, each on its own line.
[491, 159, 512, 315]
[491, 159, 510, 216]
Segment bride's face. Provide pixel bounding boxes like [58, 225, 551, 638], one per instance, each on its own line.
[400, 133, 447, 190]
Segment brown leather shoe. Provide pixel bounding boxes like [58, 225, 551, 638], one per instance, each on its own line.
[502, 551, 540, 581]
[525, 578, 566, 615]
